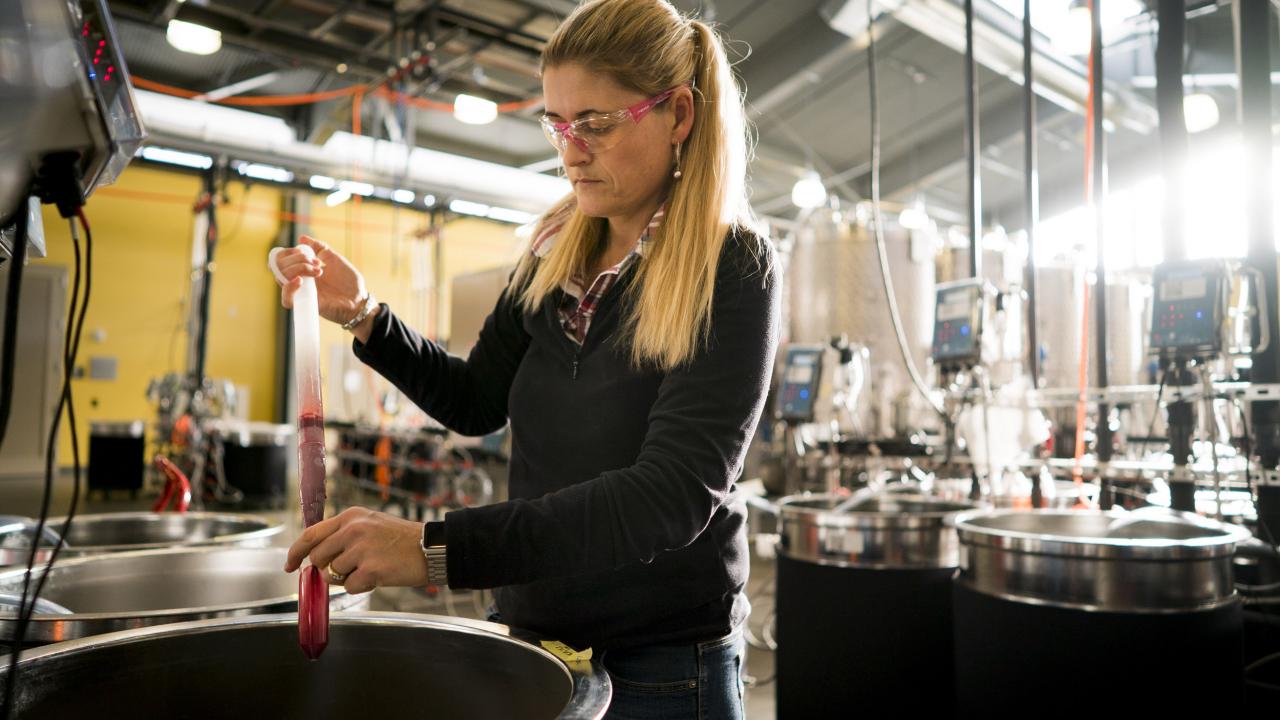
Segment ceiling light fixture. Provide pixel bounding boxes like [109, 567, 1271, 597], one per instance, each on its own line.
[1183, 93, 1220, 133]
[166, 19, 222, 56]
[309, 175, 336, 190]
[392, 189, 415, 204]
[140, 146, 213, 170]
[898, 200, 930, 231]
[325, 189, 352, 207]
[791, 171, 827, 209]
[454, 94, 498, 125]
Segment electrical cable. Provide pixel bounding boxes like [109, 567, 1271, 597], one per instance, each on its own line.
[1, 211, 90, 719]
[0, 205, 28, 453]
[865, 0, 945, 419]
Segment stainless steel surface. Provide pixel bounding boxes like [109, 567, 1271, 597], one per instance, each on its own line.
[778, 493, 977, 568]
[209, 419, 295, 447]
[88, 420, 145, 437]
[788, 213, 935, 436]
[953, 508, 1253, 612]
[3, 612, 611, 719]
[0, 511, 284, 566]
[0, 546, 367, 643]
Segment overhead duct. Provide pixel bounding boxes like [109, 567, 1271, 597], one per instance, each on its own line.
[824, 0, 1158, 134]
[133, 90, 570, 213]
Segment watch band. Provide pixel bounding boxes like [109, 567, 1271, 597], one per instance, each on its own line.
[341, 292, 378, 331]
[421, 521, 448, 587]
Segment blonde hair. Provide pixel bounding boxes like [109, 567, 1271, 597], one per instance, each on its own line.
[514, 0, 756, 371]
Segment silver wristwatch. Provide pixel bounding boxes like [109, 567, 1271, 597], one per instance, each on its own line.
[421, 538, 448, 587]
[341, 291, 378, 331]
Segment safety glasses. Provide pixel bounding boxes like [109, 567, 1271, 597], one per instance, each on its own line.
[540, 86, 681, 155]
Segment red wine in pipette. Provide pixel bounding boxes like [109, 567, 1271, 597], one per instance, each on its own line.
[288, 245, 329, 658]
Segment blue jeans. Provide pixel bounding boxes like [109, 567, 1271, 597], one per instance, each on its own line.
[601, 629, 746, 720]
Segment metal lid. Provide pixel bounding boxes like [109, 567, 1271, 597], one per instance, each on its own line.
[89, 420, 145, 437]
[952, 508, 1251, 561]
[778, 492, 977, 569]
[952, 508, 1253, 612]
[209, 420, 294, 447]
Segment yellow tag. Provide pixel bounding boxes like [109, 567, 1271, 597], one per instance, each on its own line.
[541, 640, 593, 663]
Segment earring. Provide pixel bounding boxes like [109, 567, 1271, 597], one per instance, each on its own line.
[672, 143, 683, 180]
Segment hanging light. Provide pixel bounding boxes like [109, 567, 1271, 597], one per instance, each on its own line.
[898, 200, 929, 230]
[166, 19, 222, 56]
[454, 94, 498, 125]
[791, 171, 827, 209]
[1183, 93, 1220, 133]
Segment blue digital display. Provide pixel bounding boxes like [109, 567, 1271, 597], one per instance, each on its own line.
[778, 346, 824, 422]
[932, 282, 983, 365]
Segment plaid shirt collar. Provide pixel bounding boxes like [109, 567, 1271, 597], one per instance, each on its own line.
[531, 203, 665, 344]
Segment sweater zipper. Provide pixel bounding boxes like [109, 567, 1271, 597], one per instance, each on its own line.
[571, 348, 581, 380]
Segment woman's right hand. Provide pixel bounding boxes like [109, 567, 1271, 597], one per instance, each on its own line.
[273, 236, 375, 331]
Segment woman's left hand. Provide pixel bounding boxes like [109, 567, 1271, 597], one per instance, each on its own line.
[284, 507, 429, 594]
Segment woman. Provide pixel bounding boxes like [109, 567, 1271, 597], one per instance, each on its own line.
[275, 1, 778, 717]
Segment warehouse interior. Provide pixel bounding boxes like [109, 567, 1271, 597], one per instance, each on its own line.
[2, 0, 1280, 717]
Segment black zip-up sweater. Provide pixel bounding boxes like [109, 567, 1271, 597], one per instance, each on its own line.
[352, 230, 780, 650]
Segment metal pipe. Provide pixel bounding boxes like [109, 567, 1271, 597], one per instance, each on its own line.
[1235, 0, 1280, 542]
[1156, 0, 1189, 262]
[1090, 0, 1113, 507]
[964, 0, 981, 279]
[1022, 0, 1039, 388]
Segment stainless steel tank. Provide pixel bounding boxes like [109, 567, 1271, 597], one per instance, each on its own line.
[776, 493, 976, 716]
[0, 546, 367, 644]
[1, 612, 611, 719]
[788, 211, 935, 436]
[1034, 266, 1151, 391]
[951, 508, 1251, 714]
[0, 511, 284, 566]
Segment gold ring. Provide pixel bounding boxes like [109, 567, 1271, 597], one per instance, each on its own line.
[327, 565, 347, 583]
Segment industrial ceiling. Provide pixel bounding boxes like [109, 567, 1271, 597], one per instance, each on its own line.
[104, 0, 1277, 232]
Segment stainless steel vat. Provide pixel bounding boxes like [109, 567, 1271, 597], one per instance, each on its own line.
[952, 507, 1250, 611]
[0, 546, 366, 644]
[2, 612, 611, 719]
[778, 493, 976, 568]
[775, 493, 976, 716]
[789, 212, 935, 436]
[0, 511, 284, 566]
[951, 508, 1251, 714]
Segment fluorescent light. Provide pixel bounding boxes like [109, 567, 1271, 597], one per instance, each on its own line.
[791, 171, 827, 209]
[339, 180, 374, 197]
[237, 162, 293, 183]
[392, 189, 415, 204]
[453, 94, 498, 125]
[372, 186, 394, 200]
[450, 199, 491, 217]
[309, 175, 336, 190]
[166, 19, 222, 56]
[325, 189, 352, 207]
[1184, 93, 1220, 133]
[486, 206, 537, 224]
[140, 146, 213, 170]
[423, 194, 437, 207]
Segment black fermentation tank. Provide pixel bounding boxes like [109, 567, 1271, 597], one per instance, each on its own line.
[775, 493, 975, 717]
[952, 508, 1251, 716]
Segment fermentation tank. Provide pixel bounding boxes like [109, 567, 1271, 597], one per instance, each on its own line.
[788, 211, 935, 436]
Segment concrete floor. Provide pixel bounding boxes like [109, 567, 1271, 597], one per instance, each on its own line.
[5, 471, 784, 719]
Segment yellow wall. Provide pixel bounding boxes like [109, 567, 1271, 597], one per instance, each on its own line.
[33, 164, 523, 465]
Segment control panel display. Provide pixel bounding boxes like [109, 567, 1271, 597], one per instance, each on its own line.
[931, 281, 984, 366]
[778, 345, 823, 422]
[1150, 261, 1227, 361]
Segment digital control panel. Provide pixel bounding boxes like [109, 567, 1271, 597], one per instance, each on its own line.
[71, 0, 145, 194]
[777, 345, 824, 423]
[931, 280, 984, 367]
[1149, 261, 1228, 361]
